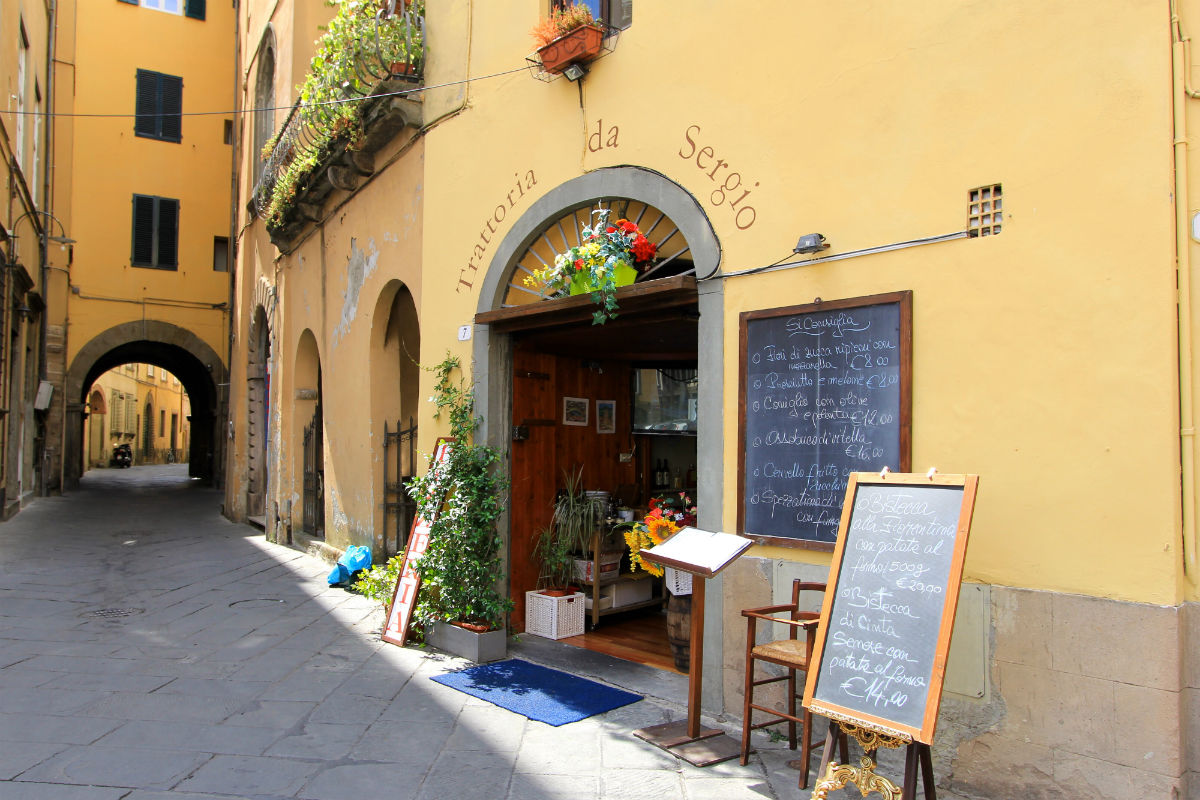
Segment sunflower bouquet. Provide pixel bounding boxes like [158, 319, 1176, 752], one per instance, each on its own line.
[524, 208, 657, 324]
[622, 492, 698, 577]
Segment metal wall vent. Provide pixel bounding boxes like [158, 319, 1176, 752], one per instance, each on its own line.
[968, 184, 1002, 237]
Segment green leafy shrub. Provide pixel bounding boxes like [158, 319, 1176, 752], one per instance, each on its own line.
[352, 552, 406, 609]
[407, 353, 513, 632]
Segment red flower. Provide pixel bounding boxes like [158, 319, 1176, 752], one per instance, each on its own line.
[605, 226, 616, 234]
[631, 234, 657, 264]
[574, 259, 584, 270]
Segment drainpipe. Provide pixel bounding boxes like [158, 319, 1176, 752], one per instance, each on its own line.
[1172, 0, 1198, 587]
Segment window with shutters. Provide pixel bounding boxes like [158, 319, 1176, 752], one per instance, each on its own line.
[135, 69, 182, 142]
[119, 0, 204, 17]
[131, 195, 179, 270]
[111, 391, 124, 434]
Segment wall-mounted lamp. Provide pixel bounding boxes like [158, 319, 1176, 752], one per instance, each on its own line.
[563, 63, 587, 82]
[16, 301, 33, 321]
[793, 233, 830, 255]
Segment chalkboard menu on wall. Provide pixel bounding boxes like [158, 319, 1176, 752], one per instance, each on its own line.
[738, 292, 912, 548]
[803, 472, 979, 744]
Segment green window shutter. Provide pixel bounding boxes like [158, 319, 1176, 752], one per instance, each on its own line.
[132, 195, 155, 265]
[117, 0, 138, 5]
[157, 198, 179, 268]
[159, 75, 182, 142]
[184, 0, 205, 19]
[134, 70, 158, 138]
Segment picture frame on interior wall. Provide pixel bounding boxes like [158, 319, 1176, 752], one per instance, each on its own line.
[563, 397, 588, 426]
[596, 400, 615, 434]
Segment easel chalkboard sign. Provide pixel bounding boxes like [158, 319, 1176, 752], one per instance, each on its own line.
[802, 471, 979, 798]
[738, 292, 912, 550]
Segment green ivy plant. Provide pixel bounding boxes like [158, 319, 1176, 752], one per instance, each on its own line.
[351, 551, 407, 611]
[263, 0, 424, 230]
[407, 353, 513, 632]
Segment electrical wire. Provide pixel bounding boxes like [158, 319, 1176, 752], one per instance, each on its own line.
[0, 65, 530, 121]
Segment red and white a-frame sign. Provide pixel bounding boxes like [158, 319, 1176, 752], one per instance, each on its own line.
[381, 437, 453, 647]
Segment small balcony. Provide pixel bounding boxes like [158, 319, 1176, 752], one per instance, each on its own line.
[252, 0, 425, 249]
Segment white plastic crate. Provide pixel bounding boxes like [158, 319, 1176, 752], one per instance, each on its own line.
[573, 552, 622, 585]
[612, 577, 653, 607]
[525, 590, 585, 640]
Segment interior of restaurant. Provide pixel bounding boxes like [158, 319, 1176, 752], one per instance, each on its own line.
[505, 291, 700, 673]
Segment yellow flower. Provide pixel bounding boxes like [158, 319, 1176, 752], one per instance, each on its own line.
[623, 517, 679, 578]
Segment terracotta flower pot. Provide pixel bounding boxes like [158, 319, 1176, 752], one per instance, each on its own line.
[536, 24, 604, 74]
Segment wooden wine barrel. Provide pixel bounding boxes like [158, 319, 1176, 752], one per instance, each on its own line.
[666, 593, 691, 672]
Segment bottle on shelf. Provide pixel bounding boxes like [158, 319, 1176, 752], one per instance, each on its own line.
[686, 463, 696, 488]
[672, 469, 682, 490]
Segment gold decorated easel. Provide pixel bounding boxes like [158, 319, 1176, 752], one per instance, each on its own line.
[809, 713, 934, 800]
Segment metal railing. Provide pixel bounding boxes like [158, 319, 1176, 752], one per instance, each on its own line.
[251, 1, 425, 219]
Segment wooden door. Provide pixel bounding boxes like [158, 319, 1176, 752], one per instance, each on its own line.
[509, 350, 557, 630]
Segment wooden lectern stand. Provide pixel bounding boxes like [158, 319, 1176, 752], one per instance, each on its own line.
[632, 527, 752, 767]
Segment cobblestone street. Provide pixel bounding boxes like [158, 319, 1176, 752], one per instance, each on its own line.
[0, 466, 831, 799]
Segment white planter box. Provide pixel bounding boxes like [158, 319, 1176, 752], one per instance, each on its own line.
[525, 590, 585, 640]
[424, 621, 507, 663]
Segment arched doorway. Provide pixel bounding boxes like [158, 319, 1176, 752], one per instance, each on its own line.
[142, 396, 155, 461]
[294, 330, 323, 539]
[370, 282, 420, 557]
[470, 167, 723, 668]
[246, 306, 271, 520]
[87, 389, 107, 468]
[64, 321, 226, 489]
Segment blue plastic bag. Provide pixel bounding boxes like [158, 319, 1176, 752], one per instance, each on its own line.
[327, 544, 373, 586]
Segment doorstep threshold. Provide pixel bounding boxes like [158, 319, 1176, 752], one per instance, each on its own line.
[509, 633, 690, 709]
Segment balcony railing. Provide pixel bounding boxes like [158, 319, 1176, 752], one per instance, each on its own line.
[251, 0, 425, 227]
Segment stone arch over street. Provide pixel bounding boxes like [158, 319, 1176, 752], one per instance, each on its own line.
[64, 320, 226, 489]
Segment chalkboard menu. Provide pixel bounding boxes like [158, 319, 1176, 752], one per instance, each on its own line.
[738, 292, 912, 548]
[803, 473, 979, 744]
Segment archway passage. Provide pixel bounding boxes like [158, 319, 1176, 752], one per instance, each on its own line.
[65, 322, 225, 489]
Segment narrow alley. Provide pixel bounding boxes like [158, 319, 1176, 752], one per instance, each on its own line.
[0, 467, 801, 799]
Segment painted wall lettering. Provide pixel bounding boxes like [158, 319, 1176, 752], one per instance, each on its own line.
[587, 119, 620, 152]
[679, 124, 759, 230]
[457, 169, 538, 293]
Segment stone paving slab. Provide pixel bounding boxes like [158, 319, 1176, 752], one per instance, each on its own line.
[0, 466, 990, 800]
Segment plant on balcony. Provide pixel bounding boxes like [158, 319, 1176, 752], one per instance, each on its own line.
[530, 3, 605, 74]
[262, 0, 424, 230]
[406, 353, 513, 634]
[524, 208, 658, 324]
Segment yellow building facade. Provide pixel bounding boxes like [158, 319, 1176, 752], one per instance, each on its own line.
[55, 0, 233, 490]
[228, 1, 1200, 795]
[82, 363, 191, 469]
[0, 0, 59, 513]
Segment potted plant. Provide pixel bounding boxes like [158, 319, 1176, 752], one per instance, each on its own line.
[407, 353, 513, 662]
[524, 208, 658, 324]
[530, 3, 606, 74]
[532, 525, 578, 594]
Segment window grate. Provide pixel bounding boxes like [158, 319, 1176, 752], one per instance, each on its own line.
[967, 184, 1002, 237]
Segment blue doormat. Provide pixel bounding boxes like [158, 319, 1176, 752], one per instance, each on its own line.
[430, 658, 642, 726]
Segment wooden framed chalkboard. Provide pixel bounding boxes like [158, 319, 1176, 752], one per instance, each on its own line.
[802, 472, 979, 744]
[737, 292, 912, 549]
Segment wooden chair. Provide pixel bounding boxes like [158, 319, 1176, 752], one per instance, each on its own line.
[739, 580, 830, 789]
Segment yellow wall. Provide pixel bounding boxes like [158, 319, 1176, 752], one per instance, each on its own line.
[414, 1, 1183, 605]
[65, 0, 233, 371]
[234, 0, 1193, 608]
